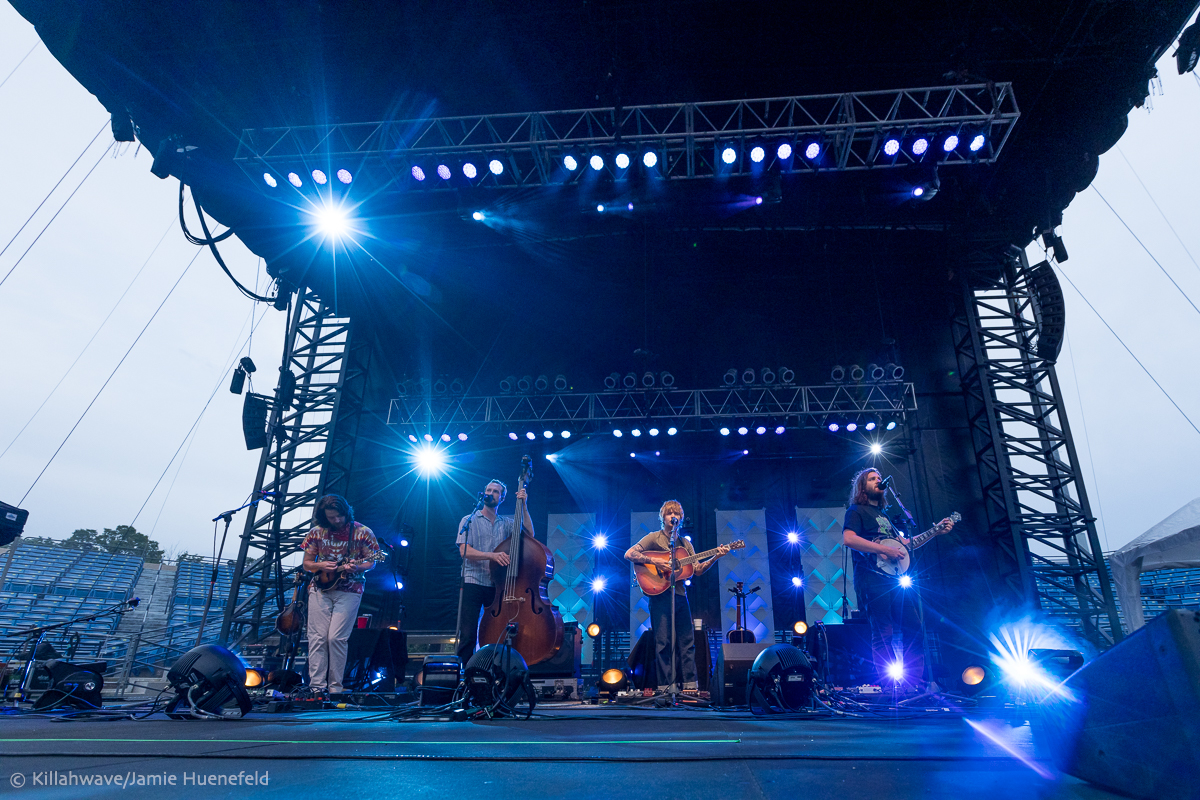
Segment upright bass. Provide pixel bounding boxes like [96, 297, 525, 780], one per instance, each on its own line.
[477, 455, 563, 665]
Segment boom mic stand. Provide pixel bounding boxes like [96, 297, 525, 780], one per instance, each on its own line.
[196, 491, 273, 646]
[452, 493, 485, 666]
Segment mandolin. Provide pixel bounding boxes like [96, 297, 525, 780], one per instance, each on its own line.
[634, 540, 745, 596]
[313, 551, 387, 592]
[275, 570, 313, 636]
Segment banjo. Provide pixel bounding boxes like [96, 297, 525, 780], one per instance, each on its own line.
[873, 512, 961, 577]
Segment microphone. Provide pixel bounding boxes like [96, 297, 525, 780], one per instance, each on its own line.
[879, 475, 894, 491]
[474, 492, 485, 511]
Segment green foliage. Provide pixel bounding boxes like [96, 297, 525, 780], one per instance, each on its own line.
[64, 525, 163, 563]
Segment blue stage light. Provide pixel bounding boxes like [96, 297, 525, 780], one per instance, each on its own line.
[750, 146, 765, 163]
[912, 186, 925, 198]
[400, 539, 409, 547]
[262, 173, 277, 188]
[489, 159, 504, 175]
[593, 534, 607, 549]
[649, 428, 659, 436]
[590, 155, 604, 170]
[525, 431, 536, 440]
[735, 426, 747, 435]
[970, 134, 986, 152]
[591, 576, 607, 592]
[458, 433, 468, 441]
[756, 426, 766, 435]
[943, 134, 959, 152]
[827, 423, 839, 432]
[791, 576, 802, 587]
[886, 421, 898, 430]
[437, 164, 451, 180]
[471, 211, 484, 221]
[643, 151, 658, 168]
[631, 429, 642, 437]
[396, 580, 404, 590]
[545, 453, 557, 462]
[423, 434, 434, 442]
[667, 427, 678, 436]
[777, 143, 793, 160]
[804, 142, 821, 159]
[613, 429, 623, 437]
[508, 432, 518, 440]
[596, 204, 605, 213]
[787, 531, 800, 544]
[870, 443, 882, 455]
[865, 421, 877, 431]
[721, 146, 737, 164]
[313, 206, 350, 237]
[627, 203, 634, 211]
[543, 430, 554, 439]
[414, 445, 448, 476]
[754, 197, 763, 205]
[561, 431, 571, 439]
[883, 138, 901, 156]
[407, 434, 418, 443]
[720, 427, 731, 436]
[287, 172, 302, 187]
[440, 433, 451, 442]
[412, 165, 426, 181]
[463, 162, 478, 179]
[312, 169, 328, 185]
[775, 426, 785, 435]
[846, 422, 858, 432]
[887, 661, 905, 681]
[899, 575, 913, 588]
[615, 153, 630, 169]
[912, 138, 929, 156]
[564, 155, 578, 171]
[337, 169, 352, 184]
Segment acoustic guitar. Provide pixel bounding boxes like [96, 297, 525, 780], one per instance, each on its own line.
[634, 540, 745, 596]
[872, 512, 961, 577]
[313, 551, 387, 592]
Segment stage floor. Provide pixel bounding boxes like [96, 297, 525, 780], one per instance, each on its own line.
[0, 703, 1121, 799]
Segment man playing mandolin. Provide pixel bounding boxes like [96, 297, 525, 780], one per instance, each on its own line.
[625, 500, 731, 694]
[842, 468, 955, 688]
[301, 494, 382, 698]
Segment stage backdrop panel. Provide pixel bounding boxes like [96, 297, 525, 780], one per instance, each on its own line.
[716, 509, 773, 643]
[546, 513, 596, 665]
[796, 506, 857, 623]
[628, 511, 662, 641]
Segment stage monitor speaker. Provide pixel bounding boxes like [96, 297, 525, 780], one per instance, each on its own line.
[807, 620, 874, 687]
[528, 621, 580, 678]
[1038, 609, 1200, 800]
[713, 642, 771, 706]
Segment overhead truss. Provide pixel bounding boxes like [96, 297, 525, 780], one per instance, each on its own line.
[387, 382, 916, 435]
[235, 84, 1018, 190]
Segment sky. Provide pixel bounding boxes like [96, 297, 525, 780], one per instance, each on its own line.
[1, 5, 1198, 559]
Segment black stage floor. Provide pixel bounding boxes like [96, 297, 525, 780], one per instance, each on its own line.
[0, 704, 1121, 799]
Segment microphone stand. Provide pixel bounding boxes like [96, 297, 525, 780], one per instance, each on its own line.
[452, 494, 485, 662]
[667, 518, 680, 704]
[196, 493, 271, 646]
[884, 483, 942, 705]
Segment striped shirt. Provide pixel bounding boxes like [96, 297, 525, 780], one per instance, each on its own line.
[301, 522, 380, 594]
[456, 512, 514, 587]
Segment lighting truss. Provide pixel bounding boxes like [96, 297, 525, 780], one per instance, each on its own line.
[219, 287, 370, 648]
[386, 382, 915, 433]
[953, 245, 1122, 648]
[234, 84, 1018, 190]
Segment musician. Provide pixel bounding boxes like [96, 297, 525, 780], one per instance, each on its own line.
[455, 479, 532, 663]
[842, 468, 954, 687]
[625, 500, 730, 693]
[301, 494, 381, 697]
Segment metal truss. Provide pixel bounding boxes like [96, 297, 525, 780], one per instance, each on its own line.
[219, 288, 368, 648]
[953, 245, 1122, 647]
[387, 382, 916, 435]
[234, 84, 1018, 190]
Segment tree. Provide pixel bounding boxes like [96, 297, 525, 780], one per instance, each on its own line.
[62, 525, 163, 563]
[63, 529, 100, 550]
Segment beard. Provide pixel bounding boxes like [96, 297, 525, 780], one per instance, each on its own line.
[482, 495, 499, 507]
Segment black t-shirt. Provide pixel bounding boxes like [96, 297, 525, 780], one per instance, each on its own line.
[843, 503, 899, 573]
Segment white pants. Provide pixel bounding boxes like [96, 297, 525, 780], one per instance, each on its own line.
[306, 587, 362, 693]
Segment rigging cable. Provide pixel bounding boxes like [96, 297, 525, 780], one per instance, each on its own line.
[19, 249, 202, 505]
[0, 121, 109, 287]
[0, 216, 177, 463]
[178, 182, 275, 303]
[1090, 184, 1200, 320]
[1115, 145, 1200, 276]
[1061, 327, 1111, 551]
[1053, 264, 1200, 439]
[0, 41, 39, 92]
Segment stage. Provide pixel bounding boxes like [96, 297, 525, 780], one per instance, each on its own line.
[0, 703, 1120, 799]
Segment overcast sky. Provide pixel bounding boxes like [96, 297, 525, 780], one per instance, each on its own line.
[1, 5, 1198, 559]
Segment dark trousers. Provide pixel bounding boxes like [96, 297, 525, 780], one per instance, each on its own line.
[648, 590, 697, 688]
[456, 583, 496, 664]
[853, 566, 926, 684]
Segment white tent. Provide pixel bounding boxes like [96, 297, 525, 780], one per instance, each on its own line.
[1108, 496, 1200, 631]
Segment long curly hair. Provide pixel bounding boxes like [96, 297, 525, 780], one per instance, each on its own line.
[848, 468, 880, 507]
[313, 494, 354, 529]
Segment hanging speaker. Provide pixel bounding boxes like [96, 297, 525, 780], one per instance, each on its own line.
[242, 393, 270, 450]
[1037, 609, 1200, 800]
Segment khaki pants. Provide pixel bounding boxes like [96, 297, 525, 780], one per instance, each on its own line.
[306, 586, 362, 693]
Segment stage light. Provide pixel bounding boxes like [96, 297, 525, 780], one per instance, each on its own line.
[396, 580, 404, 590]
[667, 427, 678, 435]
[969, 134, 986, 152]
[554, 374, 569, 391]
[827, 423, 839, 432]
[458, 433, 468, 441]
[756, 426, 766, 435]
[525, 432, 536, 440]
[407, 434, 418, 443]
[312, 169, 328, 185]
[313, 206, 351, 237]
[643, 151, 658, 168]
[787, 531, 800, 544]
[962, 665, 986, 686]
[804, 142, 821, 159]
[791, 576, 802, 587]
[899, 575, 913, 588]
[423, 433, 434, 442]
[631, 429, 642, 437]
[737, 426, 748, 436]
[596, 204, 605, 213]
[287, 172, 302, 187]
[748, 644, 814, 712]
[399, 539, 409, 547]
[543, 430, 553, 439]
[244, 668, 264, 688]
[165, 645, 252, 720]
[410, 165, 426, 181]
[414, 445, 448, 476]
[720, 427, 730, 436]
[337, 168, 352, 184]
[590, 155, 604, 170]
[684, 579, 691, 586]
[593, 534, 607, 549]
[886, 421, 898, 430]
[471, 211, 485, 221]
[598, 668, 628, 697]
[830, 365, 846, 381]
[775, 426, 785, 435]
[943, 134, 959, 152]
[463, 162, 478, 179]
[563, 155, 578, 171]
[721, 146, 737, 164]
[262, 172, 277, 188]
[615, 153, 630, 169]
[613, 429, 623, 437]
[655, 451, 660, 456]
[793, 621, 808, 635]
[887, 660, 905, 681]
[912, 137, 929, 156]
[870, 443, 882, 455]
[750, 146, 765, 163]
[627, 203, 634, 211]
[630, 452, 635, 458]
[912, 186, 925, 198]
[754, 196, 763, 205]
[777, 142, 793, 160]
[591, 576, 607, 592]
[850, 365, 865, 381]
[865, 421, 877, 431]
[437, 164, 451, 180]
[586, 622, 602, 638]
[489, 159, 504, 175]
[846, 422, 858, 432]
[561, 431, 571, 439]
[883, 138, 901, 156]
[441, 433, 451, 442]
[508, 432, 518, 440]
[545, 453, 557, 462]
[648, 428, 659, 437]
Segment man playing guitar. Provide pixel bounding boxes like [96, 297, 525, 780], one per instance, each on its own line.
[842, 468, 955, 688]
[301, 494, 382, 698]
[624, 500, 731, 694]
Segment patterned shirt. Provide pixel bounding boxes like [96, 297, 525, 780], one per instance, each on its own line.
[301, 521, 381, 594]
[456, 512, 515, 587]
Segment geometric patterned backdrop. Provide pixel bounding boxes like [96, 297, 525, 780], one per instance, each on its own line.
[795, 506, 857, 623]
[628, 511, 663, 640]
[546, 513, 596, 664]
[715, 508, 773, 643]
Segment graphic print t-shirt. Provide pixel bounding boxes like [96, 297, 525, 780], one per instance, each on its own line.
[842, 503, 898, 574]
